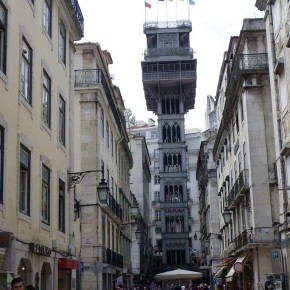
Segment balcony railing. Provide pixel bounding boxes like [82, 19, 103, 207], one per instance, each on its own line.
[144, 47, 194, 59]
[108, 194, 123, 220]
[68, 0, 84, 35]
[232, 227, 276, 251]
[228, 169, 249, 208]
[102, 247, 123, 268]
[142, 70, 196, 82]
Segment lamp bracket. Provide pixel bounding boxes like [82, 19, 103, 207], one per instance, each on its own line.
[68, 167, 104, 189]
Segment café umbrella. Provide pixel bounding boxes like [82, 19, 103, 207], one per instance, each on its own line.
[155, 268, 203, 285]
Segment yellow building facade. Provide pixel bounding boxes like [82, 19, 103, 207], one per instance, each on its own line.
[0, 0, 83, 289]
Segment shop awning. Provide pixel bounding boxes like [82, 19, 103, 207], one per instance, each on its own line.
[214, 266, 226, 278]
[225, 252, 249, 282]
[58, 258, 80, 270]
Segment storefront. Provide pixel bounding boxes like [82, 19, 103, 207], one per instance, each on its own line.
[58, 258, 80, 290]
[225, 251, 253, 290]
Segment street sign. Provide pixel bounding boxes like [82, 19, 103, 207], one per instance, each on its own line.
[233, 262, 243, 273]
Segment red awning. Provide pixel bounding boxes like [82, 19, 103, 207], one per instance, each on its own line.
[58, 258, 80, 270]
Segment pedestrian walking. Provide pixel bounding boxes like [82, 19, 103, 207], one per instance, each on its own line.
[11, 277, 25, 290]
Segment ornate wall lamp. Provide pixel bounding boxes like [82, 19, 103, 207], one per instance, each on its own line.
[68, 165, 109, 219]
[222, 207, 232, 225]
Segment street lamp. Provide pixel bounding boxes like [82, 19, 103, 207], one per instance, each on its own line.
[97, 167, 110, 204]
[135, 226, 142, 240]
[222, 207, 232, 224]
[68, 165, 110, 219]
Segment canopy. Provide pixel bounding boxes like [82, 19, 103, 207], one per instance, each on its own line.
[155, 268, 203, 283]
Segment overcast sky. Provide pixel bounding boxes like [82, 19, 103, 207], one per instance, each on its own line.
[77, 0, 264, 131]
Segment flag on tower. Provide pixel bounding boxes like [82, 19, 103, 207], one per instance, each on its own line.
[145, 1, 152, 8]
[189, 0, 195, 5]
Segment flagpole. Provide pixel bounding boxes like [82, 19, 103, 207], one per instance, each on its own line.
[145, 0, 147, 23]
[187, 0, 190, 20]
[175, 0, 177, 21]
[166, 0, 168, 23]
[157, 0, 159, 22]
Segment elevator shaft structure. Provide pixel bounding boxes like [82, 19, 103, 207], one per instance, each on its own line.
[141, 20, 197, 270]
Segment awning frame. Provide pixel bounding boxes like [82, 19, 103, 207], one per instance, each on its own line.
[225, 252, 249, 282]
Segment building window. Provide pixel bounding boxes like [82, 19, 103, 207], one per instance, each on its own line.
[42, 165, 50, 224]
[19, 145, 31, 215]
[59, 95, 65, 146]
[154, 191, 160, 201]
[115, 140, 117, 164]
[106, 121, 109, 148]
[59, 19, 66, 64]
[111, 177, 114, 195]
[43, 0, 52, 37]
[111, 131, 113, 157]
[154, 161, 159, 172]
[154, 149, 159, 158]
[42, 70, 51, 127]
[58, 179, 65, 232]
[0, 126, 3, 203]
[0, 1, 7, 74]
[154, 175, 160, 184]
[240, 98, 244, 122]
[101, 109, 104, 138]
[155, 210, 161, 221]
[107, 169, 110, 187]
[20, 38, 33, 104]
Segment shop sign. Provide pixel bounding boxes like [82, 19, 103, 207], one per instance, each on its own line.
[29, 243, 51, 257]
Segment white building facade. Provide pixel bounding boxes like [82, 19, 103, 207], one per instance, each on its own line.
[255, 0, 290, 288]
[213, 19, 278, 289]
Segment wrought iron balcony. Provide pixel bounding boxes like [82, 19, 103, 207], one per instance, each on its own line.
[67, 0, 84, 36]
[144, 47, 194, 59]
[233, 227, 276, 251]
[108, 194, 123, 220]
[213, 53, 268, 158]
[75, 69, 102, 86]
[102, 247, 123, 268]
[142, 68, 196, 83]
[228, 169, 249, 208]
